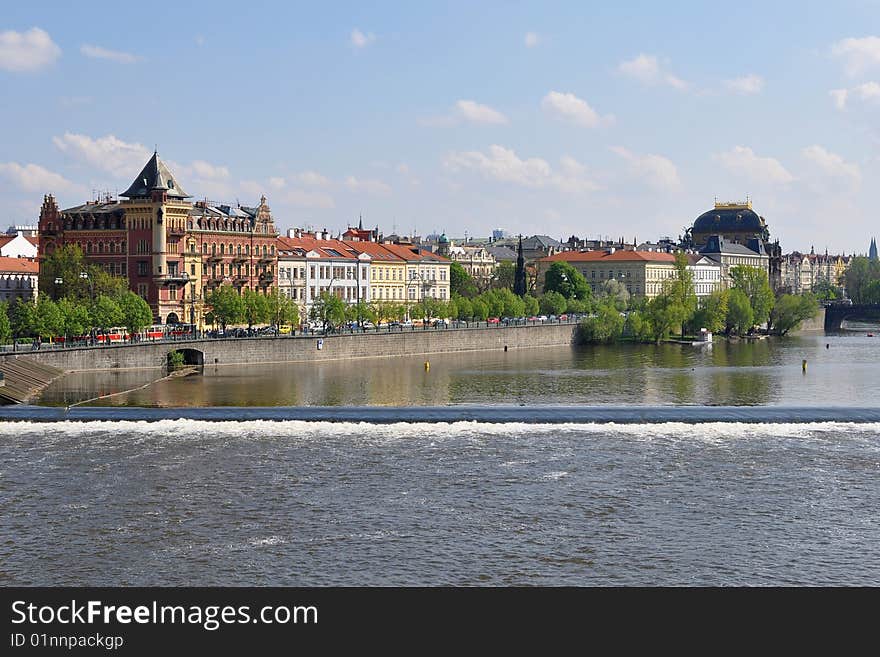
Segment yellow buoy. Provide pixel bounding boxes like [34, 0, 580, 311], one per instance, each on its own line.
[424, 361, 430, 371]
[802, 359, 807, 373]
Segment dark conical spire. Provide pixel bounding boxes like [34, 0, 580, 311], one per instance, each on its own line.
[870, 237, 878, 261]
[514, 234, 527, 297]
[358, 214, 363, 230]
[120, 151, 190, 199]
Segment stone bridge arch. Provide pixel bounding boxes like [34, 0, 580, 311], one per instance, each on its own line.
[169, 348, 204, 366]
[824, 304, 880, 331]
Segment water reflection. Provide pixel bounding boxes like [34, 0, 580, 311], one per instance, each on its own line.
[35, 330, 880, 408]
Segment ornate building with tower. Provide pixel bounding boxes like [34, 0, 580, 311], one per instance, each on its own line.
[38, 152, 279, 326]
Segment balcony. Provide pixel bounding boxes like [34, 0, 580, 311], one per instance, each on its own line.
[205, 253, 223, 262]
[154, 272, 190, 285]
[259, 273, 275, 284]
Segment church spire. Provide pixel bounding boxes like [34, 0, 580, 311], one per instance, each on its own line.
[514, 235, 527, 297]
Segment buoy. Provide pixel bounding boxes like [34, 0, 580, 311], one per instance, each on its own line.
[826, 344, 829, 349]
[504, 345, 508, 352]
[424, 361, 430, 371]
[802, 359, 807, 373]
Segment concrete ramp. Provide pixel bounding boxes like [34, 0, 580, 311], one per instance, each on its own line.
[0, 357, 64, 404]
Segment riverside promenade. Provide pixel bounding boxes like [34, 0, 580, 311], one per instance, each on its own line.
[0, 321, 578, 399]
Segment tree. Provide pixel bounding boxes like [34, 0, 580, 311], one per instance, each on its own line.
[543, 262, 591, 300]
[9, 298, 37, 338]
[770, 294, 819, 335]
[491, 262, 516, 291]
[118, 291, 154, 338]
[265, 289, 300, 327]
[726, 288, 754, 335]
[450, 261, 477, 297]
[691, 289, 729, 334]
[242, 288, 269, 327]
[539, 291, 567, 316]
[812, 278, 839, 301]
[626, 309, 655, 343]
[90, 295, 123, 334]
[863, 280, 880, 304]
[207, 286, 244, 329]
[310, 291, 346, 329]
[599, 279, 630, 312]
[643, 291, 687, 343]
[57, 297, 90, 339]
[666, 252, 698, 336]
[470, 298, 489, 321]
[39, 244, 127, 301]
[576, 300, 624, 343]
[730, 265, 774, 326]
[0, 301, 10, 344]
[842, 256, 880, 303]
[522, 294, 539, 316]
[455, 296, 472, 321]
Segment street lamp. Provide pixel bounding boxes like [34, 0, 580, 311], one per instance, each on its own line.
[79, 271, 94, 300]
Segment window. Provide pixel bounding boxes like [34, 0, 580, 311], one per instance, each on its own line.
[137, 283, 147, 298]
[169, 284, 177, 300]
[137, 261, 148, 276]
[190, 264, 196, 276]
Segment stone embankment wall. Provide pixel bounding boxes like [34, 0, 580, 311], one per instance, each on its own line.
[790, 307, 826, 334]
[1, 323, 577, 373]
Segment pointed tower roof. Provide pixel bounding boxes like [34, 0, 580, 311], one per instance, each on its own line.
[120, 151, 191, 199]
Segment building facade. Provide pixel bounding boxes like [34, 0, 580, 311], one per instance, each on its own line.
[690, 199, 770, 248]
[699, 235, 770, 288]
[0, 257, 39, 302]
[437, 236, 496, 290]
[38, 152, 279, 326]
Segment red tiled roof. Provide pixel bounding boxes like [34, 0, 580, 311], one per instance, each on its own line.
[0, 257, 38, 273]
[538, 250, 677, 263]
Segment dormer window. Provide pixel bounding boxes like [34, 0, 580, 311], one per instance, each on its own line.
[168, 179, 175, 189]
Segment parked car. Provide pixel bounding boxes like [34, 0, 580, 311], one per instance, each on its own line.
[487, 317, 500, 324]
[536, 315, 548, 322]
[559, 314, 568, 321]
[432, 318, 449, 328]
[362, 321, 376, 329]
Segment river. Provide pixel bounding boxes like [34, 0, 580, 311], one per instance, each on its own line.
[2, 330, 879, 585]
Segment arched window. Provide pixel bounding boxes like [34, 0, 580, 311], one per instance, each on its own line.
[245, 245, 250, 256]
[87, 242, 93, 254]
[220, 243, 225, 255]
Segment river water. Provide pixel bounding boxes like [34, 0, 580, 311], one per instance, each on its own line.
[2, 330, 879, 585]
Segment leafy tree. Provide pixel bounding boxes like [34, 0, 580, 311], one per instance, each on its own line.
[539, 291, 567, 316]
[455, 296, 473, 320]
[444, 297, 458, 320]
[522, 294, 539, 316]
[492, 262, 516, 290]
[310, 291, 346, 329]
[9, 298, 37, 338]
[576, 300, 624, 343]
[207, 286, 244, 329]
[691, 289, 729, 334]
[812, 278, 839, 301]
[345, 301, 376, 325]
[450, 261, 478, 298]
[730, 265, 774, 326]
[770, 294, 819, 335]
[566, 297, 591, 314]
[90, 295, 123, 335]
[543, 262, 591, 300]
[863, 280, 880, 304]
[626, 309, 655, 343]
[57, 297, 91, 339]
[265, 289, 300, 327]
[242, 288, 269, 327]
[726, 288, 754, 335]
[842, 256, 880, 303]
[665, 252, 698, 336]
[470, 298, 489, 321]
[118, 291, 154, 337]
[0, 301, 10, 343]
[643, 291, 687, 342]
[599, 279, 630, 312]
[39, 244, 127, 301]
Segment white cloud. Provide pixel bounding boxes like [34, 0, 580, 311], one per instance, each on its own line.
[444, 145, 600, 193]
[282, 189, 336, 209]
[455, 99, 509, 125]
[831, 36, 880, 77]
[345, 176, 391, 196]
[268, 177, 286, 190]
[713, 146, 794, 185]
[187, 160, 229, 180]
[610, 146, 681, 191]
[0, 162, 81, 193]
[524, 32, 540, 48]
[53, 133, 152, 176]
[351, 28, 376, 49]
[829, 81, 880, 109]
[80, 44, 140, 64]
[541, 91, 614, 128]
[195, 35, 205, 47]
[618, 53, 688, 90]
[0, 27, 61, 72]
[421, 100, 509, 127]
[802, 145, 861, 188]
[724, 74, 764, 95]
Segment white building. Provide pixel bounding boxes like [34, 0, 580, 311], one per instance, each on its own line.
[686, 254, 723, 297]
[0, 232, 38, 259]
[0, 257, 39, 302]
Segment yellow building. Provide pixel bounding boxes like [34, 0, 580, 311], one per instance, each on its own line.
[349, 241, 408, 303]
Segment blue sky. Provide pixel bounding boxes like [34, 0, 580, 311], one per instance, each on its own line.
[1, 1, 879, 253]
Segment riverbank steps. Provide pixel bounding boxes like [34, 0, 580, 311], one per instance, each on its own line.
[0, 358, 63, 404]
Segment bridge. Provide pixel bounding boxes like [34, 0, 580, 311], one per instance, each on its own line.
[824, 303, 880, 331]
